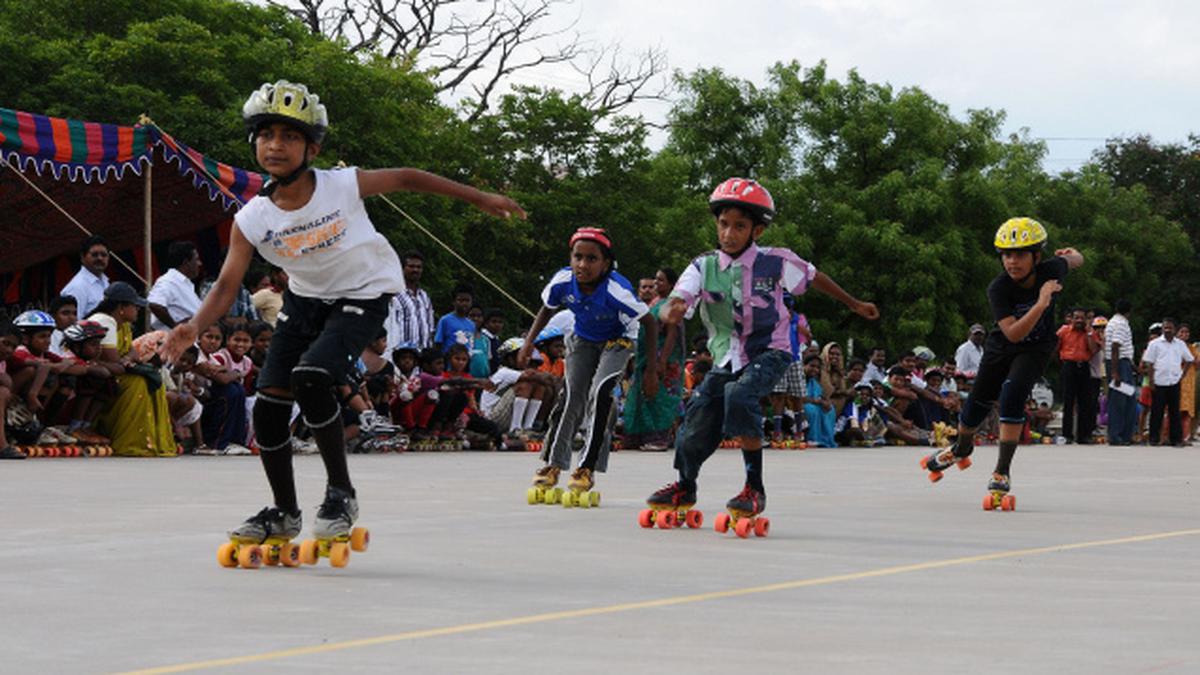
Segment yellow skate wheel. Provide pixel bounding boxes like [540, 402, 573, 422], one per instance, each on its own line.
[299, 539, 319, 565]
[527, 487, 540, 505]
[329, 542, 350, 568]
[589, 491, 600, 508]
[280, 542, 301, 567]
[544, 487, 561, 505]
[577, 492, 591, 509]
[350, 527, 369, 552]
[262, 544, 280, 566]
[561, 491, 574, 508]
[217, 542, 239, 568]
[237, 544, 263, 569]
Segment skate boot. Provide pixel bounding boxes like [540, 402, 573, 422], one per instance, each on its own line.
[218, 506, 302, 569]
[300, 486, 369, 568]
[562, 467, 600, 508]
[527, 465, 562, 505]
[919, 439, 973, 482]
[639, 481, 703, 530]
[983, 472, 1016, 511]
[715, 484, 769, 538]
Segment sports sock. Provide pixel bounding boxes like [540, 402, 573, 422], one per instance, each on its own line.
[995, 440, 1017, 476]
[523, 399, 543, 429]
[742, 448, 764, 493]
[310, 419, 353, 494]
[510, 397, 530, 432]
[259, 447, 299, 513]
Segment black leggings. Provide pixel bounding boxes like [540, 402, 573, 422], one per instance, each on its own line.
[962, 348, 1051, 427]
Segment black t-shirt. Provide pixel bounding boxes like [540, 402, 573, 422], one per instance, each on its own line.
[985, 256, 1068, 353]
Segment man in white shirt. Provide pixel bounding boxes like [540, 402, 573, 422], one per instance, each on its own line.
[1103, 299, 1137, 445]
[863, 346, 888, 385]
[954, 324, 985, 379]
[147, 242, 203, 331]
[60, 235, 110, 318]
[1141, 317, 1194, 446]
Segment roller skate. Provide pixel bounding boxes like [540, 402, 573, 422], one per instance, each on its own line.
[638, 481, 703, 530]
[982, 473, 1016, 511]
[561, 467, 601, 508]
[526, 465, 562, 505]
[715, 484, 769, 538]
[218, 507, 303, 569]
[299, 486, 369, 568]
[919, 442, 972, 482]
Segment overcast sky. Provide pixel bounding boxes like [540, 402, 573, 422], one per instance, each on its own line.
[494, 0, 1197, 171]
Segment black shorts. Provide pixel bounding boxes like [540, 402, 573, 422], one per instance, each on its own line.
[964, 347, 1052, 425]
[257, 290, 391, 391]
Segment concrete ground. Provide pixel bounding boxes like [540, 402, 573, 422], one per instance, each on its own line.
[3, 443, 1198, 675]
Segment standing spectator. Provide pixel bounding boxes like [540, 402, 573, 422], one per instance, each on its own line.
[60, 235, 111, 319]
[1142, 318, 1194, 446]
[637, 277, 656, 304]
[466, 305, 493, 378]
[1104, 299, 1137, 445]
[1087, 316, 1107, 440]
[147, 242, 203, 331]
[863, 346, 888, 385]
[250, 266, 287, 327]
[384, 251, 435, 357]
[954, 324, 985, 379]
[47, 295, 78, 357]
[624, 267, 684, 450]
[1176, 324, 1198, 442]
[482, 308, 505, 374]
[434, 283, 476, 354]
[1056, 308, 1098, 443]
[0, 320, 25, 459]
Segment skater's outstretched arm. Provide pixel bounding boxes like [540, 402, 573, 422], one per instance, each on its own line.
[1056, 247, 1084, 270]
[810, 272, 879, 320]
[516, 306, 555, 369]
[356, 168, 526, 220]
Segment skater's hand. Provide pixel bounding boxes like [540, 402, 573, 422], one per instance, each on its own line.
[642, 366, 659, 398]
[661, 298, 687, 325]
[474, 192, 527, 220]
[1037, 280, 1062, 306]
[852, 300, 880, 321]
[161, 322, 198, 363]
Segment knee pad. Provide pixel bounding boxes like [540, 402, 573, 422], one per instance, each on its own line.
[290, 366, 341, 430]
[961, 395, 995, 429]
[997, 379, 1030, 424]
[253, 393, 294, 452]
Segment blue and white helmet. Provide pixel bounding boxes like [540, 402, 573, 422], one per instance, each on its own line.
[535, 326, 564, 345]
[14, 310, 54, 331]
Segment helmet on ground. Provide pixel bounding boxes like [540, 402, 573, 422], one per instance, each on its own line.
[63, 320, 108, 343]
[994, 217, 1047, 252]
[498, 337, 525, 356]
[243, 80, 328, 144]
[14, 310, 54, 331]
[709, 178, 775, 225]
[535, 327, 564, 345]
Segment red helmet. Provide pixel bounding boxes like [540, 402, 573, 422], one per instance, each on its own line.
[709, 178, 775, 225]
[569, 227, 613, 251]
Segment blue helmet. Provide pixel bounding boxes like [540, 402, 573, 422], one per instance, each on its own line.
[535, 326, 564, 345]
[14, 310, 54, 331]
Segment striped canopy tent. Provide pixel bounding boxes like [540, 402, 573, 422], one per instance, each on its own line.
[0, 106, 264, 303]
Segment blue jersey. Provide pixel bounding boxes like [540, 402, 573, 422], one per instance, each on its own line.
[434, 313, 476, 354]
[540, 268, 648, 343]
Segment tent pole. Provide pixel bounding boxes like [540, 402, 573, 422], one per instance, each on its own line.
[144, 163, 153, 332]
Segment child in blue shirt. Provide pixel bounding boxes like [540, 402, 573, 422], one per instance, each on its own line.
[434, 283, 476, 354]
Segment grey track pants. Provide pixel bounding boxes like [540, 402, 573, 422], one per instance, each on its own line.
[540, 334, 633, 473]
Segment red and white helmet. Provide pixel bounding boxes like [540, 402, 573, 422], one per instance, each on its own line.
[709, 177, 775, 225]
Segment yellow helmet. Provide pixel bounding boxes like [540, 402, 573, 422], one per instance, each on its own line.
[994, 217, 1047, 252]
[242, 80, 328, 143]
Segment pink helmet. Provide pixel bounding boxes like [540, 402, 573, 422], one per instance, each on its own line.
[709, 178, 775, 225]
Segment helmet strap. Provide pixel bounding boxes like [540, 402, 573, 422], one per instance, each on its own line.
[259, 148, 313, 197]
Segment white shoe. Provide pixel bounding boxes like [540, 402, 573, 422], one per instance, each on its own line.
[292, 438, 319, 455]
[222, 443, 253, 456]
[194, 446, 218, 456]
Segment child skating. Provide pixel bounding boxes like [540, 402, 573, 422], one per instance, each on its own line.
[162, 80, 525, 567]
[518, 227, 659, 508]
[642, 178, 878, 535]
[920, 217, 1083, 511]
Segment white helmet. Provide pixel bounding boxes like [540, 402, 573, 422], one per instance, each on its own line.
[243, 80, 328, 143]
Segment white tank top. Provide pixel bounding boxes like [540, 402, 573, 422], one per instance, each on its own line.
[234, 167, 405, 300]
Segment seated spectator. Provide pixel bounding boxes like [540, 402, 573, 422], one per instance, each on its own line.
[90, 282, 176, 457]
[8, 311, 71, 431]
[193, 323, 250, 455]
[886, 365, 929, 430]
[250, 266, 286, 327]
[244, 320, 273, 395]
[480, 338, 553, 440]
[835, 381, 887, 446]
[47, 295, 78, 357]
[57, 321, 115, 443]
[0, 320, 24, 459]
[801, 354, 836, 448]
[388, 343, 424, 429]
[147, 241, 203, 331]
[360, 328, 396, 417]
[441, 343, 504, 446]
[166, 345, 207, 454]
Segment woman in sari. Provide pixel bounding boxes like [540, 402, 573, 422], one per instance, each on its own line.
[623, 268, 684, 450]
[91, 282, 176, 457]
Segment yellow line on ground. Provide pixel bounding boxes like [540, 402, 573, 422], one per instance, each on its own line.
[118, 528, 1200, 674]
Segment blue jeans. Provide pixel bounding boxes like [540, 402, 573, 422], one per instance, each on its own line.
[1106, 358, 1137, 444]
[673, 349, 792, 481]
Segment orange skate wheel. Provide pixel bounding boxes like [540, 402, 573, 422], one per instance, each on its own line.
[655, 509, 676, 529]
[262, 545, 280, 566]
[329, 542, 350, 568]
[754, 517, 770, 537]
[46, 447, 59, 458]
[350, 527, 369, 552]
[734, 517, 753, 539]
[1000, 495, 1016, 511]
[919, 456, 931, 469]
[982, 494, 996, 511]
[299, 539, 319, 565]
[638, 509, 654, 528]
[237, 544, 263, 569]
[280, 542, 301, 567]
[714, 512, 731, 533]
[685, 509, 703, 529]
[956, 456, 972, 470]
[928, 471, 943, 483]
[217, 542, 239, 568]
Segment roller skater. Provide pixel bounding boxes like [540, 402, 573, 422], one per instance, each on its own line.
[921, 217, 1083, 512]
[163, 79, 525, 567]
[644, 178, 878, 536]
